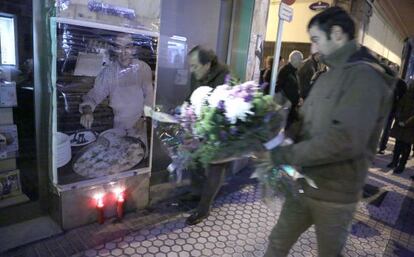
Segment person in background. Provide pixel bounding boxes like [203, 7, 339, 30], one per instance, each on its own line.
[298, 52, 325, 99]
[79, 33, 154, 146]
[278, 56, 286, 71]
[378, 78, 407, 154]
[264, 7, 395, 257]
[275, 50, 304, 128]
[259, 56, 274, 94]
[260, 56, 287, 94]
[387, 80, 414, 174]
[182, 45, 231, 225]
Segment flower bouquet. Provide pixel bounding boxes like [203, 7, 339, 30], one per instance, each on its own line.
[180, 81, 288, 167]
[149, 80, 317, 206]
[149, 81, 288, 180]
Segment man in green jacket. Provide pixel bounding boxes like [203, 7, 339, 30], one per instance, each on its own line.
[264, 7, 395, 257]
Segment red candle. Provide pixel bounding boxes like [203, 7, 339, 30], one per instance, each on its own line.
[116, 191, 125, 219]
[95, 195, 105, 224]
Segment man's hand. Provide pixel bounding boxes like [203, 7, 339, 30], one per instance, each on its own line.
[80, 105, 94, 129]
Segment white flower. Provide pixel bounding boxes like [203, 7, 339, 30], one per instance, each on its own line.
[208, 84, 231, 108]
[190, 86, 213, 117]
[224, 96, 254, 124]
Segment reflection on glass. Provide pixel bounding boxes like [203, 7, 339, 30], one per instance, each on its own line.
[0, 15, 16, 65]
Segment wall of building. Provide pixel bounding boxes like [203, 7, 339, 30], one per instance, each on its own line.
[245, 0, 270, 81]
[265, 0, 334, 43]
[362, 2, 404, 65]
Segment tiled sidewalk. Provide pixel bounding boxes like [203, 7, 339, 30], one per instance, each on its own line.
[3, 144, 414, 257]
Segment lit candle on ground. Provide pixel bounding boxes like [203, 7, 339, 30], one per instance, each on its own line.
[95, 193, 105, 224]
[114, 188, 125, 219]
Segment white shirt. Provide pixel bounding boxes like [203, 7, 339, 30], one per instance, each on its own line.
[80, 59, 154, 134]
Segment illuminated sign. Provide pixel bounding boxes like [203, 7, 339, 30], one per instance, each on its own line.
[309, 1, 330, 11]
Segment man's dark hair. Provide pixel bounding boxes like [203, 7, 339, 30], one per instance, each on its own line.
[188, 45, 218, 66]
[307, 6, 355, 40]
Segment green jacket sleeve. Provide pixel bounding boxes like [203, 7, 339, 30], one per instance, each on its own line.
[271, 66, 388, 167]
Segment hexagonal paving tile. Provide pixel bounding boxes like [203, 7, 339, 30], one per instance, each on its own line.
[123, 247, 135, 255]
[148, 246, 159, 254]
[110, 248, 122, 256]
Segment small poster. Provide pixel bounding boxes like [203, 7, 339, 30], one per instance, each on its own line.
[0, 81, 17, 107]
[0, 124, 19, 160]
[0, 169, 22, 199]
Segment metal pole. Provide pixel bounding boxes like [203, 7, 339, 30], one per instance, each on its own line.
[270, 15, 284, 96]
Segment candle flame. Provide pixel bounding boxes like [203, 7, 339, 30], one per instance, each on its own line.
[94, 193, 104, 208]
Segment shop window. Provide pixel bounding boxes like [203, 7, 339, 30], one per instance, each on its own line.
[0, 14, 17, 66]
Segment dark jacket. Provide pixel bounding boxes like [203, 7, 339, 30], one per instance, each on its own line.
[390, 79, 407, 114]
[275, 63, 300, 107]
[390, 81, 414, 143]
[259, 68, 272, 94]
[271, 41, 395, 203]
[298, 56, 320, 99]
[189, 62, 230, 98]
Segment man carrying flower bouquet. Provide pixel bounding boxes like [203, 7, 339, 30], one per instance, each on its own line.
[182, 46, 231, 225]
[264, 7, 396, 257]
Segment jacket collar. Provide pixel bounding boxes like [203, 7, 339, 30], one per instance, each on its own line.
[200, 62, 228, 84]
[285, 62, 297, 72]
[322, 40, 359, 68]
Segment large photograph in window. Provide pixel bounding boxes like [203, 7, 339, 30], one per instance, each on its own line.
[54, 23, 157, 185]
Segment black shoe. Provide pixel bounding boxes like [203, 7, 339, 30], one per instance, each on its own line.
[186, 211, 209, 225]
[393, 166, 405, 174]
[410, 175, 414, 180]
[378, 150, 385, 154]
[178, 193, 201, 202]
[387, 162, 397, 168]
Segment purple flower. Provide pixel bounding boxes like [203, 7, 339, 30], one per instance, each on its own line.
[244, 94, 253, 102]
[230, 126, 238, 135]
[219, 130, 228, 141]
[217, 100, 225, 111]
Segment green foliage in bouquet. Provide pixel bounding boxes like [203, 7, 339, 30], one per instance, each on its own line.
[187, 86, 286, 168]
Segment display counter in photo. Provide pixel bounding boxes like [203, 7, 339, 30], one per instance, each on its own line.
[54, 23, 157, 184]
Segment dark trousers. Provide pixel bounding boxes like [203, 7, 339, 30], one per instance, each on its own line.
[190, 163, 228, 214]
[379, 112, 395, 151]
[265, 195, 357, 257]
[391, 140, 412, 168]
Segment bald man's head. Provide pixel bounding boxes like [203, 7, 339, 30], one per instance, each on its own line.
[289, 50, 304, 69]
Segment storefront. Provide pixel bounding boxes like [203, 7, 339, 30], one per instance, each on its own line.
[48, 0, 230, 230]
[0, 0, 266, 250]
